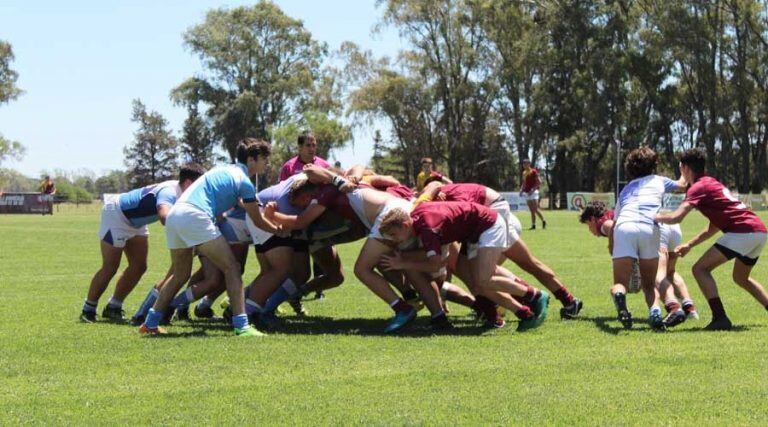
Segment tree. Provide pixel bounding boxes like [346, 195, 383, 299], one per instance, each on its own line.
[171, 1, 328, 160]
[124, 99, 178, 187]
[179, 103, 218, 168]
[0, 136, 25, 167]
[0, 40, 23, 106]
[95, 170, 129, 196]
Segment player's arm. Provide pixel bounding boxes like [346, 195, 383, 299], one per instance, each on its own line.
[268, 203, 327, 231]
[157, 204, 172, 225]
[656, 201, 694, 224]
[304, 164, 356, 192]
[608, 220, 615, 255]
[243, 200, 282, 234]
[365, 174, 401, 189]
[381, 250, 445, 273]
[676, 222, 719, 257]
[345, 164, 368, 183]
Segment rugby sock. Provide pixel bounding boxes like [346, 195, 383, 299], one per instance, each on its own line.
[649, 305, 662, 317]
[232, 313, 250, 330]
[431, 310, 447, 319]
[106, 296, 123, 309]
[263, 279, 298, 313]
[390, 298, 412, 313]
[245, 299, 263, 316]
[134, 289, 158, 318]
[197, 296, 214, 309]
[471, 295, 496, 318]
[612, 292, 628, 312]
[401, 289, 418, 301]
[171, 288, 194, 308]
[682, 298, 695, 311]
[664, 298, 681, 314]
[522, 285, 540, 304]
[707, 297, 727, 320]
[553, 286, 575, 306]
[82, 300, 97, 313]
[144, 308, 162, 329]
[514, 306, 534, 320]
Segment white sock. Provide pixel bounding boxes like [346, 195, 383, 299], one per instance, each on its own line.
[107, 296, 123, 308]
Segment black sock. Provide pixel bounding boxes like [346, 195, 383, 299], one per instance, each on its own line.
[613, 292, 628, 312]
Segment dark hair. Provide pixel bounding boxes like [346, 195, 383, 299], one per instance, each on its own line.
[179, 163, 206, 183]
[521, 158, 531, 164]
[624, 147, 658, 179]
[289, 178, 318, 201]
[679, 147, 707, 175]
[420, 157, 432, 164]
[579, 200, 608, 223]
[298, 131, 316, 146]
[235, 138, 271, 164]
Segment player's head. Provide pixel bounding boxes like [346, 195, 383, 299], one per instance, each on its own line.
[178, 163, 206, 191]
[379, 208, 414, 243]
[420, 157, 433, 173]
[522, 158, 532, 171]
[579, 200, 608, 237]
[624, 147, 657, 180]
[289, 178, 318, 208]
[236, 138, 271, 176]
[298, 131, 317, 160]
[679, 147, 706, 182]
[44, 175, 51, 181]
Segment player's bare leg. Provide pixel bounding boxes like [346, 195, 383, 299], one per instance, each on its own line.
[611, 257, 634, 329]
[81, 240, 123, 322]
[105, 236, 149, 319]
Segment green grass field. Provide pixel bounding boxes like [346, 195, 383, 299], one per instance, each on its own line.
[2, 207, 768, 425]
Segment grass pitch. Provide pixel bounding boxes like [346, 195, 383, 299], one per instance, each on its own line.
[1, 207, 767, 425]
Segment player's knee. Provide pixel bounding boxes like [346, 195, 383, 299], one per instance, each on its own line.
[691, 262, 707, 278]
[129, 261, 148, 275]
[732, 272, 749, 287]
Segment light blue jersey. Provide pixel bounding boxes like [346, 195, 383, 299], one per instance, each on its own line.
[257, 173, 306, 216]
[616, 175, 678, 226]
[118, 180, 181, 227]
[178, 163, 257, 219]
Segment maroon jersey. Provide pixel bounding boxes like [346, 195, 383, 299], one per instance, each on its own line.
[439, 183, 487, 205]
[411, 201, 498, 257]
[522, 168, 539, 192]
[384, 184, 414, 200]
[598, 210, 614, 237]
[685, 176, 766, 233]
[312, 185, 360, 224]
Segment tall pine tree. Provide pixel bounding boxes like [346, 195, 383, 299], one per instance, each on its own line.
[123, 99, 178, 187]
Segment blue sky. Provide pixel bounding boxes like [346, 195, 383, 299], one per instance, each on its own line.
[0, 0, 403, 177]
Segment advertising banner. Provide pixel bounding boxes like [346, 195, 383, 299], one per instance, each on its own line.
[499, 192, 530, 212]
[566, 192, 616, 211]
[0, 192, 52, 214]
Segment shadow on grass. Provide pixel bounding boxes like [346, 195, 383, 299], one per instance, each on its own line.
[574, 315, 757, 334]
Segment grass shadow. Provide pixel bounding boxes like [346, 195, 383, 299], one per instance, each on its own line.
[259, 315, 505, 337]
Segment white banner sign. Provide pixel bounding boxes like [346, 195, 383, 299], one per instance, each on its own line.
[499, 192, 530, 212]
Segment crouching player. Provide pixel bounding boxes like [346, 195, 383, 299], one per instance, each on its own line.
[378, 202, 550, 331]
[139, 138, 281, 337]
[657, 148, 768, 330]
[580, 201, 698, 328]
[80, 163, 205, 322]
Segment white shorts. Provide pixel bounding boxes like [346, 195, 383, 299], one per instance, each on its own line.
[245, 210, 273, 246]
[219, 217, 252, 244]
[369, 197, 413, 239]
[659, 224, 682, 252]
[490, 198, 521, 246]
[165, 203, 221, 249]
[612, 221, 660, 260]
[466, 216, 508, 259]
[523, 190, 540, 201]
[98, 197, 148, 248]
[715, 232, 767, 264]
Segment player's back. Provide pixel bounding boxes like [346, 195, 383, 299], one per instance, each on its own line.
[179, 164, 252, 219]
[118, 180, 180, 227]
[616, 175, 676, 226]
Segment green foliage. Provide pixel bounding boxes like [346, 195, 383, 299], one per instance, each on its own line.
[94, 170, 129, 197]
[3, 210, 768, 423]
[0, 40, 23, 105]
[53, 178, 93, 204]
[0, 167, 37, 191]
[0, 134, 25, 166]
[124, 99, 178, 188]
[179, 103, 220, 169]
[172, 1, 328, 160]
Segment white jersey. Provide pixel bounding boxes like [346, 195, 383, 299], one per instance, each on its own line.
[615, 175, 678, 226]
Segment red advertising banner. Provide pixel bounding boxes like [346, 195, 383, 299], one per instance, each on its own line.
[0, 192, 53, 214]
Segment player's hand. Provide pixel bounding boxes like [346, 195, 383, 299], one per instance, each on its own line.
[675, 244, 691, 258]
[380, 253, 404, 271]
[264, 202, 277, 219]
[348, 175, 362, 184]
[436, 192, 447, 201]
[339, 181, 357, 193]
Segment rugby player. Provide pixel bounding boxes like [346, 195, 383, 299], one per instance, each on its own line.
[419, 181, 583, 318]
[657, 148, 768, 330]
[520, 159, 546, 230]
[139, 139, 281, 337]
[80, 163, 205, 323]
[609, 147, 686, 330]
[378, 201, 550, 331]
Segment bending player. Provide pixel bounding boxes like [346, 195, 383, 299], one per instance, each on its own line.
[80, 163, 205, 323]
[139, 139, 281, 337]
[657, 148, 768, 330]
[419, 181, 582, 318]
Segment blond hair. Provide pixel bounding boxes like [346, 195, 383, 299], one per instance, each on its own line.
[378, 208, 411, 237]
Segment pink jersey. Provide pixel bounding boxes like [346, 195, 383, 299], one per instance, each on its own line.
[685, 176, 766, 233]
[439, 183, 487, 205]
[598, 210, 614, 237]
[279, 156, 331, 181]
[312, 185, 361, 225]
[411, 201, 497, 257]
